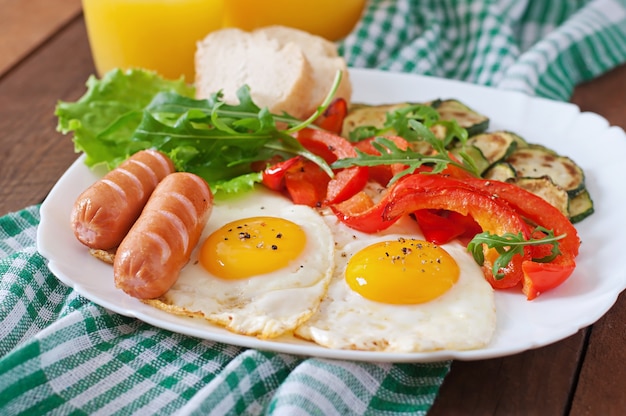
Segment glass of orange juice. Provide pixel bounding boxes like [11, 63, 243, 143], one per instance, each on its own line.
[222, 0, 367, 41]
[82, 0, 224, 81]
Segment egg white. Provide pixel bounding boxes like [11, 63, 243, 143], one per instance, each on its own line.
[294, 217, 497, 353]
[151, 186, 335, 339]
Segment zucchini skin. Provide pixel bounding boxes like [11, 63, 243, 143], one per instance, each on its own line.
[484, 162, 516, 181]
[568, 189, 594, 223]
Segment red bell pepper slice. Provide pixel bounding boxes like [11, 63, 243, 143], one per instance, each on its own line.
[331, 191, 391, 233]
[314, 98, 348, 134]
[261, 156, 302, 191]
[412, 209, 467, 245]
[283, 159, 330, 207]
[295, 128, 368, 205]
[459, 178, 580, 258]
[261, 156, 330, 207]
[456, 178, 580, 299]
[521, 261, 576, 300]
[330, 173, 481, 234]
[413, 209, 482, 245]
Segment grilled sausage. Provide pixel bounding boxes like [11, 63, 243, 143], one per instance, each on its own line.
[113, 172, 213, 299]
[71, 149, 175, 250]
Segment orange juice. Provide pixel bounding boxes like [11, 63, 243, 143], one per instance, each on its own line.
[222, 0, 366, 41]
[82, 0, 224, 81]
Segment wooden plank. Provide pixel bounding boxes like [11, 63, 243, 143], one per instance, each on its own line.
[0, 17, 94, 216]
[570, 63, 626, 130]
[0, 0, 82, 76]
[570, 291, 626, 416]
[429, 331, 586, 415]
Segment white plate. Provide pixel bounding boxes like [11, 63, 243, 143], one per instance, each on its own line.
[37, 68, 626, 363]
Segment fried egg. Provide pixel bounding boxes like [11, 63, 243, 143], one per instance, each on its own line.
[150, 186, 335, 339]
[149, 183, 496, 351]
[294, 213, 496, 352]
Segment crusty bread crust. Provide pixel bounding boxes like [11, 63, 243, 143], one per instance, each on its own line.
[89, 248, 116, 264]
[194, 26, 351, 120]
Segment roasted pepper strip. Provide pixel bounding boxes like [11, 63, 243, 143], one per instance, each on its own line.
[459, 178, 580, 258]
[330, 190, 392, 233]
[295, 128, 368, 205]
[283, 159, 331, 207]
[521, 261, 576, 300]
[413, 209, 482, 245]
[458, 178, 580, 299]
[314, 98, 348, 134]
[261, 156, 302, 191]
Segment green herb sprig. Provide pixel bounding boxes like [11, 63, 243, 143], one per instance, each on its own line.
[134, 72, 344, 181]
[332, 104, 481, 183]
[467, 226, 565, 279]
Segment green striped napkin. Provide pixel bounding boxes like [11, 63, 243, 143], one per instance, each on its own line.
[1, 0, 625, 414]
[0, 207, 447, 415]
[341, 0, 626, 101]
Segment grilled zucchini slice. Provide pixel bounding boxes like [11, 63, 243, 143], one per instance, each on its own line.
[341, 103, 410, 139]
[450, 144, 491, 175]
[465, 131, 519, 165]
[507, 176, 570, 217]
[435, 99, 490, 136]
[483, 161, 516, 181]
[568, 189, 594, 223]
[498, 131, 528, 148]
[505, 147, 585, 197]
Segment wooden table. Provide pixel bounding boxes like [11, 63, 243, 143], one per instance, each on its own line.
[1, 3, 625, 414]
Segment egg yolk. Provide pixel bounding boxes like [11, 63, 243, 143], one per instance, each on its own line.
[345, 239, 460, 304]
[200, 216, 306, 279]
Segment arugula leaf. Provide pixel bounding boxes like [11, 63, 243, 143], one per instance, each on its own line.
[467, 226, 565, 279]
[334, 104, 480, 183]
[331, 136, 475, 184]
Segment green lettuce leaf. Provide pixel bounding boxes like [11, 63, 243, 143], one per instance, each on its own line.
[55, 68, 194, 169]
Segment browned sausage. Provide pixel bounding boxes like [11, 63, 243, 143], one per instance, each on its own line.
[71, 149, 175, 250]
[113, 172, 213, 299]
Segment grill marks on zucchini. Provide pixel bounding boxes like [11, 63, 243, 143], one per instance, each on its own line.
[435, 99, 490, 136]
[505, 146, 585, 197]
[500, 144, 592, 222]
[454, 131, 519, 168]
[508, 177, 570, 217]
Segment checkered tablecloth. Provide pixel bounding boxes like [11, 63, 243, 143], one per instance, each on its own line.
[1, 0, 625, 414]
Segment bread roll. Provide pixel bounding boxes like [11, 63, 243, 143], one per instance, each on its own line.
[194, 26, 351, 120]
